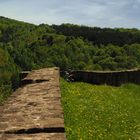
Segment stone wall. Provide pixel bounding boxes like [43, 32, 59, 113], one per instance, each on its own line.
[0, 67, 67, 140]
[65, 69, 140, 86]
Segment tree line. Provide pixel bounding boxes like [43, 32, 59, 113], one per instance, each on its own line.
[52, 24, 140, 46]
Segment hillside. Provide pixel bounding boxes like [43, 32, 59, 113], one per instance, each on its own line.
[1, 17, 140, 72]
[1, 17, 140, 103]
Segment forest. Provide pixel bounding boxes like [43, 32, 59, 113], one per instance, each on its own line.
[0, 16, 140, 103]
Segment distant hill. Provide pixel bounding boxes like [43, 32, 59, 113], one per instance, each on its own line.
[0, 16, 140, 72]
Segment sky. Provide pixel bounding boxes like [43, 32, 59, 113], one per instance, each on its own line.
[0, 0, 140, 28]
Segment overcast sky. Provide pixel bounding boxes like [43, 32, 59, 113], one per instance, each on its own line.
[0, 0, 140, 28]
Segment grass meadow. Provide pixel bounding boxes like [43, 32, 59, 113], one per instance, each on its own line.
[61, 79, 140, 140]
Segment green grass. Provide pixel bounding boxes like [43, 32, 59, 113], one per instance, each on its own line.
[61, 79, 140, 140]
[0, 85, 11, 105]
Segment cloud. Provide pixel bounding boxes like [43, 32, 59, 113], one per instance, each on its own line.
[0, 0, 139, 28]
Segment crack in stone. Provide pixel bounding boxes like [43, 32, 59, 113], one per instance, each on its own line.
[2, 127, 65, 135]
[21, 79, 50, 86]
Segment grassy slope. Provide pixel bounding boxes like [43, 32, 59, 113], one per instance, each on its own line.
[61, 79, 140, 140]
[0, 85, 11, 105]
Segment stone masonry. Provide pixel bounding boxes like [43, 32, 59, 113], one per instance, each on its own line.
[0, 67, 66, 140]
